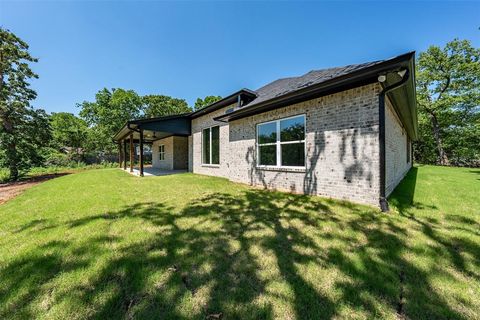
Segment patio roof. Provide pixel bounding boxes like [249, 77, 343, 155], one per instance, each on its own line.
[113, 113, 191, 143]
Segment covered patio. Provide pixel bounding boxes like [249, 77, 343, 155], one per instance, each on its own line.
[113, 114, 191, 177]
[122, 167, 187, 177]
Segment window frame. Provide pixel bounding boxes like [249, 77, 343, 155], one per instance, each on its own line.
[201, 125, 220, 166]
[158, 144, 165, 161]
[256, 114, 306, 169]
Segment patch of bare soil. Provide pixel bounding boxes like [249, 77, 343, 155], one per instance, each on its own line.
[0, 173, 70, 205]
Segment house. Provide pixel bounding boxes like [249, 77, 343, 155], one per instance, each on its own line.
[113, 52, 417, 211]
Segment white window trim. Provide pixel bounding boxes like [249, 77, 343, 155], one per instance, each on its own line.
[202, 126, 220, 166]
[256, 114, 306, 169]
[159, 144, 165, 161]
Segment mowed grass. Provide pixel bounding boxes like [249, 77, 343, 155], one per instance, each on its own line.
[0, 166, 478, 319]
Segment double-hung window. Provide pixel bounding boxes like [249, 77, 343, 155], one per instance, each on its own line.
[159, 145, 165, 161]
[202, 126, 220, 165]
[257, 115, 305, 168]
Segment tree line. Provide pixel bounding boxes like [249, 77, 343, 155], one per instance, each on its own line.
[44, 91, 222, 164]
[0, 28, 222, 180]
[1, 27, 479, 181]
[76, 88, 221, 155]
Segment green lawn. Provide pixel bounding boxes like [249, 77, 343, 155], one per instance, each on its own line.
[0, 166, 478, 319]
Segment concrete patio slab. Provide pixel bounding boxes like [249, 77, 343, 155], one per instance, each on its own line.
[122, 168, 187, 177]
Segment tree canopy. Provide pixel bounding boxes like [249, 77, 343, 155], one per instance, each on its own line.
[0, 27, 51, 179]
[415, 39, 480, 166]
[78, 88, 143, 153]
[77, 89, 196, 154]
[50, 112, 88, 152]
[143, 95, 191, 118]
[194, 95, 222, 111]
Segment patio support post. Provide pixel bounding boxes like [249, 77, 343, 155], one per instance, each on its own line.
[123, 139, 127, 170]
[129, 133, 134, 173]
[118, 143, 122, 168]
[139, 128, 144, 177]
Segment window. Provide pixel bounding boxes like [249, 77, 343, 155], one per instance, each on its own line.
[202, 126, 220, 165]
[257, 115, 305, 168]
[159, 145, 165, 161]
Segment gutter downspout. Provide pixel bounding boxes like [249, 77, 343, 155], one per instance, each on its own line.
[378, 69, 410, 212]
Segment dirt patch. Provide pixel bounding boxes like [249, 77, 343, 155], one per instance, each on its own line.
[0, 173, 70, 205]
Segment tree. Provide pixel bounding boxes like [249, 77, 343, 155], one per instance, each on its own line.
[50, 112, 88, 160]
[194, 95, 222, 111]
[0, 28, 50, 180]
[78, 88, 143, 153]
[143, 95, 191, 118]
[416, 39, 480, 166]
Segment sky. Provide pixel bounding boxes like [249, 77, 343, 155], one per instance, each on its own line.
[1, 1, 479, 115]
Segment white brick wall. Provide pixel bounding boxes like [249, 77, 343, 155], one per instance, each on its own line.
[152, 136, 189, 170]
[152, 137, 174, 170]
[228, 84, 381, 205]
[191, 84, 383, 206]
[191, 103, 236, 178]
[385, 97, 412, 196]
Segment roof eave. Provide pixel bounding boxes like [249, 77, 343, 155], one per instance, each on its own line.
[215, 52, 416, 123]
[382, 53, 418, 140]
[113, 113, 194, 141]
[189, 89, 257, 119]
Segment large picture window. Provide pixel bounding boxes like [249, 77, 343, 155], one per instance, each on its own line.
[257, 115, 305, 167]
[202, 126, 220, 165]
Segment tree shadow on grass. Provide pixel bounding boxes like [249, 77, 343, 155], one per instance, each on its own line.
[0, 240, 90, 318]
[2, 187, 475, 319]
[388, 167, 480, 309]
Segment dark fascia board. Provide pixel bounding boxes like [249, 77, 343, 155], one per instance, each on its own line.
[381, 53, 417, 140]
[188, 89, 257, 119]
[128, 132, 190, 144]
[129, 113, 192, 124]
[113, 124, 135, 142]
[214, 52, 416, 122]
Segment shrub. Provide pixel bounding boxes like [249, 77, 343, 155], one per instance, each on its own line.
[0, 168, 9, 183]
[43, 149, 78, 167]
[27, 162, 118, 177]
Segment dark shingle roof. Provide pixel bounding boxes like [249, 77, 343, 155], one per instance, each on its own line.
[244, 60, 384, 107]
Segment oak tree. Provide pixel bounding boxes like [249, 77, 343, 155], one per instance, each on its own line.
[0, 28, 50, 180]
[194, 95, 222, 111]
[416, 39, 480, 165]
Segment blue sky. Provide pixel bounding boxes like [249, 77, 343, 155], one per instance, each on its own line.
[1, 1, 479, 114]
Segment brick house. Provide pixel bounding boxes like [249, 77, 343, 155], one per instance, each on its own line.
[113, 52, 417, 210]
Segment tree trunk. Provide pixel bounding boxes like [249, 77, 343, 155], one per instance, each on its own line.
[7, 141, 19, 180]
[430, 113, 450, 166]
[1, 116, 19, 180]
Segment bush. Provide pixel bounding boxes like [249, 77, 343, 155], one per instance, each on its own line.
[43, 149, 79, 167]
[0, 168, 9, 183]
[27, 162, 118, 177]
[0, 163, 118, 183]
